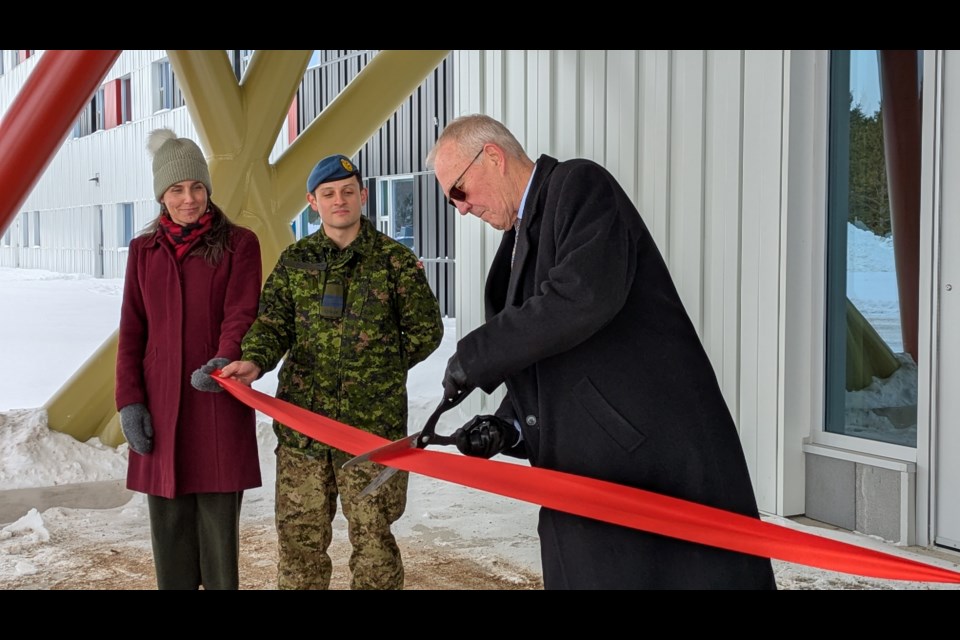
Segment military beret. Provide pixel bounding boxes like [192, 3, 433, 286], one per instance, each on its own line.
[306, 154, 361, 193]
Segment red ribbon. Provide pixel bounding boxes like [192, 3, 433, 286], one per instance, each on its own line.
[216, 375, 960, 584]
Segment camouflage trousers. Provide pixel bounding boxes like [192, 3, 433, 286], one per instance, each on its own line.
[275, 444, 408, 590]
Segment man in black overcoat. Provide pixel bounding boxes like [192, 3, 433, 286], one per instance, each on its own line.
[427, 114, 777, 590]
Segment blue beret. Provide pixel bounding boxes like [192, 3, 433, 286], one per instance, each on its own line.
[306, 154, 361, 193]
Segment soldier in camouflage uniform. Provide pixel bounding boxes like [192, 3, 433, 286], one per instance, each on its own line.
[218, 154, 443, 590]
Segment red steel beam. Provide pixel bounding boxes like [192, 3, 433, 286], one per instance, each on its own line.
[879, 50, 922, 362]
[0, 50, 121, 235]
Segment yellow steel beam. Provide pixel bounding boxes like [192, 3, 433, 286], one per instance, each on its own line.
[274, 50, 450, 220]
[45, 49, 450, 447]
[168, 49, 312, 270]
[167, 50, 244, 156]
[42, 335, 119, 444]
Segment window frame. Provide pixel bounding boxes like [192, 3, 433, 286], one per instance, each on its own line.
[119, 203, 135, 247]
[374, 174, 416, 253]
[809, 49, 919, 462]
[154, 58, 184, 112]
[20, 212, 30, 246]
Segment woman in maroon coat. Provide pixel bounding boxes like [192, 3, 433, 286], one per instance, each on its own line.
[115, 129, 262, 590]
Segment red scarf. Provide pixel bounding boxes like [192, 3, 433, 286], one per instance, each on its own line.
[158, 209, 214, 261]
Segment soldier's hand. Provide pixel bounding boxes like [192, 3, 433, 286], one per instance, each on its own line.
[453, 415, 519, 459]
[218, 360, 261, 387]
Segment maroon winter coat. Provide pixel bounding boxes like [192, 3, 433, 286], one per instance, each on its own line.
[116, 223, 263, 498]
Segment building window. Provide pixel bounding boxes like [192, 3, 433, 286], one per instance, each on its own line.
[228, 50, 254, 81]
[120, 75, 132, 123]
[375, 176, 415, 253]
[154, 58, 184, 112]
[104, 76, 132, 129]
[94, 87, 105, 132]
[825, 50, 921, 448]
[74, 111, 88, 138]
[295, 205, 321, 239]
[31, 211, 41, 247]
[20, 212, 30, 246]
[73, 89, 106, 137]
[119, 203, 135, 247]
[1, 225, 10, 246]
[0, 50, 5, 76]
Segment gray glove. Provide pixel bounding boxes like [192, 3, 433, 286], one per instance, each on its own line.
[119, 403, 153, 455]
[190, 357, 231, 393]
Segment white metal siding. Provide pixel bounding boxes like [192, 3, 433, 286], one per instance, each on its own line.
[779, 51, 829, 518]
[1, 50, 291, 280]
[0, 51, 41, 116]
[927, 50, 960, 549]
[739, 51, 786, 511]
[453, 50, 791, 515]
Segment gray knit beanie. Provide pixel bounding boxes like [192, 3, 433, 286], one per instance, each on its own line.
[147, 128, 213, 202]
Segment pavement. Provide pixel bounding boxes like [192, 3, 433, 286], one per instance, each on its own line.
[0, 479, 132, 525]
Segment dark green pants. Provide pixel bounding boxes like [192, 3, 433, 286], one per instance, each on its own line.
[147, 492, 243, 590]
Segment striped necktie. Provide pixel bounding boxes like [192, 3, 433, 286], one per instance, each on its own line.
[511, 218, 521, 269]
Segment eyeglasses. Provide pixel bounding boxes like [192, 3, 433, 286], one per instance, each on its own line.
[446, 148, 484, 207]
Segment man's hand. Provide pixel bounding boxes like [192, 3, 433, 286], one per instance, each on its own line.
[217, 360, 262, 387]
[442, 353, 469, 401]
[453, 415, 519, 459]
[190, 357, 231, 393]
[119, 403, 154, 455]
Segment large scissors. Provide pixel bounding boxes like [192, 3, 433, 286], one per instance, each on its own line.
[342, 386, 474, 498]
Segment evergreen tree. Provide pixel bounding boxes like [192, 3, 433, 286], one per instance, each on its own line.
[848, 98, 890, 236]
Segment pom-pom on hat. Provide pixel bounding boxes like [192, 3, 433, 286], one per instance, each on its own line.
[306, 154, 361, 193]
[147, 128, 213, 202]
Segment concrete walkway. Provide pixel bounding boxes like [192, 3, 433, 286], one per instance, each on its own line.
[0, 480, 131, 525]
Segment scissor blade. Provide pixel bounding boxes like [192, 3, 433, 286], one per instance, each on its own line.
[349, 388, 474, 498]
[357, 466, 401, 499]
[342, 432, 421, 470]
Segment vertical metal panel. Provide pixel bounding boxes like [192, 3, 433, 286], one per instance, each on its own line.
[484, 50, 504, 120]
[640, 50, 672, 252]
[503, 50, 526, 146]
[927, 49, 960, 548]
[780, 50, 828, 517]
[454, 50, 489, 343]
[668, 50, 706, 331]
[533, 51, 553, 156]
[740, 51, 786, 512]
[703, 50, 744, 420]
[606, 51, 639, 199]
[580, 50, 606, 163]
[457, 49, 791, 514]
[554, 50, 580, 161]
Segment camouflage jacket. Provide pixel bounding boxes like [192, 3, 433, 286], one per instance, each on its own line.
[241, 217, 443, 455]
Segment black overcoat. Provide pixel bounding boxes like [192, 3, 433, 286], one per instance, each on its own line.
[456, 156, 777, 589]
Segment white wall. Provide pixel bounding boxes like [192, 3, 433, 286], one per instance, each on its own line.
[1, 50, 291, 279]
[2, 49, 827, 516]
[453, 50, 803, 515]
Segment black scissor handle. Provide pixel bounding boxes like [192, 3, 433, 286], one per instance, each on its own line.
[414, 385, 474, 448]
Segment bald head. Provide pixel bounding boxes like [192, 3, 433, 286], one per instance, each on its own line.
[426, 114, 530, 169]
[428, 115, 536, 231]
